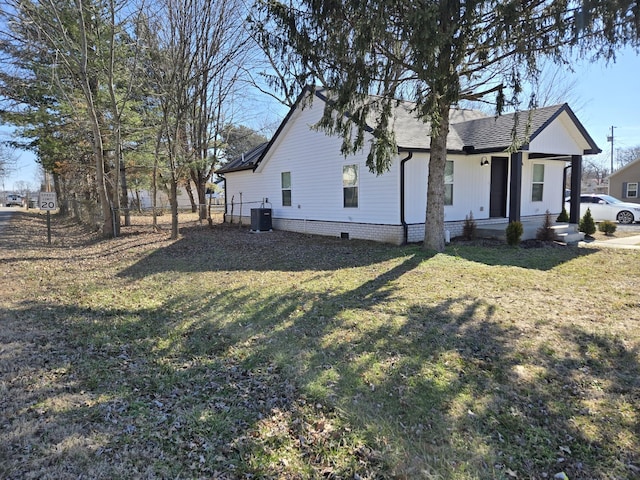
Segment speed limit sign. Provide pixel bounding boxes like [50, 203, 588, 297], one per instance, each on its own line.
[39, 192, 57, 211]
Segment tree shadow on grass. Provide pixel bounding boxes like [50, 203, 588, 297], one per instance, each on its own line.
[3, 248, 638, 478]
[116, 223, 599, 280]
[445, 242, 598, 270]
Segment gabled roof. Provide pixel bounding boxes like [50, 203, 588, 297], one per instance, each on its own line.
[609, 155, 640, 179]
[217, 87, 600, 175]
[450, 104, 601, 155]
[217, 87, 315, 175]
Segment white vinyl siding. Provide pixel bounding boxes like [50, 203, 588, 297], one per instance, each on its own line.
[405, 154, 492, 224]
[223, 92, 581, 236]
[520, 158, 565, 217]
[227, 103, 401, 225]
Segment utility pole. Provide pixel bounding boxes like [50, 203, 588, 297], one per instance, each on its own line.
[607, 126, 616, 175]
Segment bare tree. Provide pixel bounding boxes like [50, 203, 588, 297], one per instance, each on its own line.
[616, 145, 640, 169]
[1, 0, 118, 236]
[0, 144, 16, 188]
[140, 0, 251, 238]
[582, 157, 610, 185]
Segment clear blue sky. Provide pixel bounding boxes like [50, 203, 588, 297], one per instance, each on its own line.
[565, 46, 640, 170]
[2, 48, 639, 191]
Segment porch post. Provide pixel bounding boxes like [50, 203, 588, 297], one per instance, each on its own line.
[509, 151, 522, 223]
[569, 155, 582, 224]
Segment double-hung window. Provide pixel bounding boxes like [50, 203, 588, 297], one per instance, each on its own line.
[444, 160, 454, 206]
[343, 164, 358, 208]
[626, 182, 638, 198]
[281, 172, 292, 206]
[532, 164, 544, 202]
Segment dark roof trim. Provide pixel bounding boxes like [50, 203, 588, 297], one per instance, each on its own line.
[232, 86, 376, 173]
[314, 89, 377, 136]
[220, 89, 601, 173]
[216, 87, 320, 174]
[216, 141, 269, 174]
[251, 86, 326, 173]
[398, 146, 516, 155]
[398, 104, 601, 156]
[529, 103, 601, 155]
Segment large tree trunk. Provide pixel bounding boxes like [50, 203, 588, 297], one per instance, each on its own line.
[75, 0, 114, 238]
[196, 175, 208, 220]
[88, 106, 114, 238]
[423, 100, 450, 252]
[185, 179, 197, 213]
[120, 159, 130, 226]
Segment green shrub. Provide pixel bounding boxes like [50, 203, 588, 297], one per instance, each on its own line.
[556, 207, 569, 223]
[462, 211, 477, 240]
[536, 210, 555, 241]
[598, 220, 617, 236]
[505, 221, 523, 246]
[579, 208, 596, 236]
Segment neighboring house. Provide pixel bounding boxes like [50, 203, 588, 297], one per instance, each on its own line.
[216, 88, 600, 245]
[608, 157, 640, 204]
[129, 179, 227, 210]
[128, 188, 194, 210]
[206, 177, 226, 205]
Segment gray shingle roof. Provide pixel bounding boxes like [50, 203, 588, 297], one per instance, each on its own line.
[217, 88, 600, 175]
[392, 101, 599, 154]
[450, 104, 566, 153]
[389, 101, 488, 151]
[216, 142, 269, 174]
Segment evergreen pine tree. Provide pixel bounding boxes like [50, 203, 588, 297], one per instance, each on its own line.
[579, 208, 596, 237]
[462, 211, 477, 240]
[506, 221, 524, 246]
[556, 207, 569, 223]
[537, 210, 556, 241]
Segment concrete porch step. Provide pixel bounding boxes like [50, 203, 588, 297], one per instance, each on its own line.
[552, 223, 584, 244]
[555, 232, 585, 244]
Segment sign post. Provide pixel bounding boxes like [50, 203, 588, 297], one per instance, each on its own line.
[39, 192, 57, 245]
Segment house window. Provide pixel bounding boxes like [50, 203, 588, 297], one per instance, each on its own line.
[532, 164, 544, 202]
[343, 164, 358, 208]
[281, 171, 291, 206]
[626, 182, 638, 198]
[444, 160, 454, 206]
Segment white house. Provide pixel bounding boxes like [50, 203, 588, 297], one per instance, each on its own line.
[217, 88, 600, 244]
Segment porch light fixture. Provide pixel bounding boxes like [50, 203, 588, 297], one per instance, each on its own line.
[480, 156, 489, 166]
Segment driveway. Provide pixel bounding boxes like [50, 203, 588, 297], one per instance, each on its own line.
[582, 223, 640, 249]
[0, 206, 18, 231]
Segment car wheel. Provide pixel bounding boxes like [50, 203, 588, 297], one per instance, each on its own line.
[616, 210, 634, 224]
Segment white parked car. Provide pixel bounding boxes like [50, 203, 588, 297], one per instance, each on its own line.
[5, 194, 23, 207]
[565, 194, 640, 224]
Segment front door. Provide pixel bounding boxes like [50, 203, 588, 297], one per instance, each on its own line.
[490, 157, 508, 218]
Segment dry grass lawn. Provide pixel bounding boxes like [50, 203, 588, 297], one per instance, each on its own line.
[0, 210, 638, 479]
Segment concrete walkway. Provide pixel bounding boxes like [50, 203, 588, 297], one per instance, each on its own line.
[580, 234, 640, 249]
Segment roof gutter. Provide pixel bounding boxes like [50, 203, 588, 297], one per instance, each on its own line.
[219, 173, 228, 222]
[399, 151, 413, 244]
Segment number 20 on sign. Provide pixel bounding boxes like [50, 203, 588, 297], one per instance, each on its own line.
[39, 192, 57, 210]
[39, 191, 57, 245]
